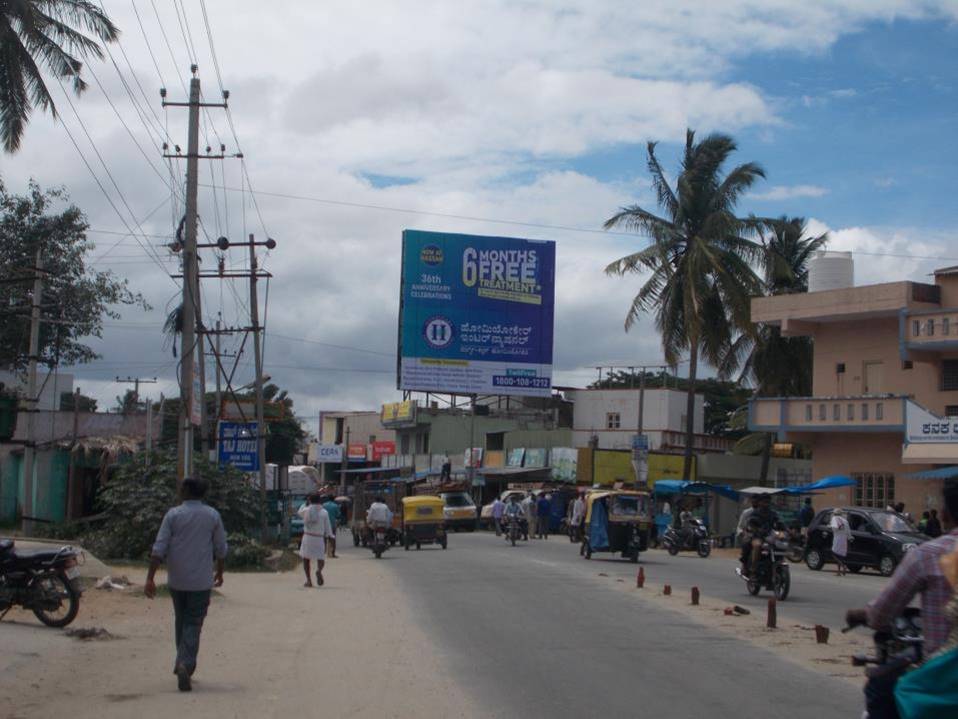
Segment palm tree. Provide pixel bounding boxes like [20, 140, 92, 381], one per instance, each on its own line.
[1, 1, 119, 153]
[720, 217, 828, 482]
[605, 129, 765, 482]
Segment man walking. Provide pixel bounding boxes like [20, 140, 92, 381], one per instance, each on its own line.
[323, 495, 341, 557]
[521, 493, 536, 540]
[536, 493, 551, 539]
[145, 477, 228, 692]
[570, 492, 586, 542]
[491, 496, 506, 536]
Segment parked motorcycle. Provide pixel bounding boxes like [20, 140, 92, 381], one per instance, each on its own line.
[736, 531, 791, 600]
[0, 539, 83, 627]
[844, 608, 923, 719]
[504, 515, 527, 546]
[661, 519, 711, 557]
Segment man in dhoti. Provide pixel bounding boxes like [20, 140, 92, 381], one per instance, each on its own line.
[298, 494, 333, 587]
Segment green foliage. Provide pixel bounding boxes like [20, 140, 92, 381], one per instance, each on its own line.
[82, 450, 260, 560]
[0, 181, 149, 369]
[224, 533, 270, 570]
[60, 391, 98, 412]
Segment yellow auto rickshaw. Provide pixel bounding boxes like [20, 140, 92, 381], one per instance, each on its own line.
[401, 496, 448, 550]
[580, 489, 651, 562]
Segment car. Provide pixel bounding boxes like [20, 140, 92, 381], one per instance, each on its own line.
[479, 489, 536, 528]
[804, 506, 928, 577]
[439, 491, 478, 531]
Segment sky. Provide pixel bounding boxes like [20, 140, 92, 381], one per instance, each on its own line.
[2, 0, 957, 429]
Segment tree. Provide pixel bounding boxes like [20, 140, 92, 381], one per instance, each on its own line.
[60, 389, 96, 411]
[0, 0, 119, 153]
[720, 217, 827, 481]
[0, 180, 148, 370]
[604, 130, 765, 481]
[113, 388, 143, 415]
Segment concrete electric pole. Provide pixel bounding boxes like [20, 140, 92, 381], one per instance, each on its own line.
[21, 248, 43, 532]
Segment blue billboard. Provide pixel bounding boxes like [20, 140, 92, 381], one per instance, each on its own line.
[217, 421, 260, 472]
[398, 229, 555, 396]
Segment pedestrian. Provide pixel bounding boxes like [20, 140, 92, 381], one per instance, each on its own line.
[830, 508, 852, 576]
[144, 477, 228, 692]
[323, 495, 341, 557]
[298, 493, 334, 587]
[570, 492, 586, 542]
[919, 511, 930, 534]
[926, 509, 943, 538]
[491, 495, 506, 536]
[799, 497, 815, 529]
[521, 492, 536, 539]
[536, 493, 551, 539]
[440, 454, 452, 483]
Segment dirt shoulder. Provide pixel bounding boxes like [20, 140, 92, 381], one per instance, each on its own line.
[0, 556, 478, 719]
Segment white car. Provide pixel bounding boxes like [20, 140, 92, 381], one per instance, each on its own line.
[480, 490, 538, 527]
[439, 491, 479, 531]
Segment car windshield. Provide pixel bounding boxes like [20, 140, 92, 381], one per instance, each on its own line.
[612, 497, 639, 516]
[871, 512, 918, 533]
[443, 493, 474, 508]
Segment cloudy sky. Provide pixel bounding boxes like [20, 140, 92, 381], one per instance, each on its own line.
[3, 1, 957, 430]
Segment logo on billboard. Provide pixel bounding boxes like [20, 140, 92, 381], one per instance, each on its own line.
[420, 244, 443, 265]
[423, 316, 454, 349]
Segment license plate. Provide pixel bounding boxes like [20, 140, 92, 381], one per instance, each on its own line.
[65, 566, 81, 579]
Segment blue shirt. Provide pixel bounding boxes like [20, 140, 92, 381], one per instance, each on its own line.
[537, 497, 550, 517]
[151, 500, 228, 591]
[323, 501, 340, 529]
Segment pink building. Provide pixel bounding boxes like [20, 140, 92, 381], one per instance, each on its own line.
[749, 266, 958, 515]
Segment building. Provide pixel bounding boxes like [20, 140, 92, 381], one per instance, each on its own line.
[748, 266, 958, 514]
[563, 387, 732, 454]
[313, 410, 397, 484]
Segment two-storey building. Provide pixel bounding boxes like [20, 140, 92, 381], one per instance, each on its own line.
[749, 266, 958, 514]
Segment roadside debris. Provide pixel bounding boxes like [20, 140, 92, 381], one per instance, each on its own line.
[95, 575, 133, 591]
[64, 627, 118, 641]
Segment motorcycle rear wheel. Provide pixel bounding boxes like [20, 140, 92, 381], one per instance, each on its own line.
[667, 542, 680, 557]
[773, 565, 791, 601]
[746, 578, 761, 596]
[697, 541, 711, 558]
[31, 572, 80, 628]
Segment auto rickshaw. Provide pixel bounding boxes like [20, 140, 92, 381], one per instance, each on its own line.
[351, 476, 409, 547]
[401, 496, 448, 550]
[580, 489, 651, 563]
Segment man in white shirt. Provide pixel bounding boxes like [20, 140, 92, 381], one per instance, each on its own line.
[570, 492, 586, 542]
[491, 497, 506, 535]
[367, 496, 392, 527]
[521, 493, 536, 540]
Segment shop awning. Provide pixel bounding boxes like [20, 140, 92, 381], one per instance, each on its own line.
[902, 443, 958, 464]
[903, 465, 958, 480]
[780, 475, 856, 494]
[653, 480, 740, 501]
[737, 486, 786, 495]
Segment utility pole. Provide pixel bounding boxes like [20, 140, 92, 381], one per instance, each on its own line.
[115, 376, 157, 412]
[249, 235, 267, 538]
[22, 248, 43, 533]
[340, 426, 350, 495]
[66, 387, 80, 520]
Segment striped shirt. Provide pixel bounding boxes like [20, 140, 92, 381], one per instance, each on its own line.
[866, 529, 958, 655]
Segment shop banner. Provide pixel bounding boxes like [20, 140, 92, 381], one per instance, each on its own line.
[905, 400, 958, 443]
[372, 440, 397, 462]
[218, 422, 259, 472]
[398, 230, 555, 396]
[314, 444, 344, 463]
[347, 443, 368, 461]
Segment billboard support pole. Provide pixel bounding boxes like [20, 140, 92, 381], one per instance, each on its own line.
[469, 394, 477, 499]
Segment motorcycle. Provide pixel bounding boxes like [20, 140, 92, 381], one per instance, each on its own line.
[736, 530, 791, 600]
[0, 539, 83, 628]
[661, 519, 711, 557]
[844, 608, 923, 719]
[503, 515, 527, 546]
[368, 524, 389, 559]
[785, 523, 805, 563]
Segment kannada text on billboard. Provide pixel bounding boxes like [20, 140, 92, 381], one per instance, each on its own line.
[397, 230, 556, 397]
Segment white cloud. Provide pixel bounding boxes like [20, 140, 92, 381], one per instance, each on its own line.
[749, 184, 829, 201]
[3, 0, 957, 415]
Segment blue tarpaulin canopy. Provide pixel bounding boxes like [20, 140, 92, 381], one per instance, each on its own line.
[903, 466, 958, 480]
[653, 480, 740, 501]
[779, 475, 856, 495]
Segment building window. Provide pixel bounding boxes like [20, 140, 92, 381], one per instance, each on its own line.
[847, 404, 855, 421]
[805, 404, 812, 421]
[486, 431, 505, 451]
[944, 318, 951, 336]
[400, 434, 410, 455]
[903, 360, 913, 370]
[927, 319, 935, 336]
[946, 406, 958, 418]
[861, 403, 869, 421]
[833, 404, 841, 421]
[606, 412, 621, 429]
[853, 473, 895, 509]
[913, 320, 921, 337]
[943, 360, 958, 391]
[422, 432, 430, 454]
[876, 403, 884, 420]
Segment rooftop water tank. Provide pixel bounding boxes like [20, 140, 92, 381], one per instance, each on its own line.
[808, 251, 854, 293]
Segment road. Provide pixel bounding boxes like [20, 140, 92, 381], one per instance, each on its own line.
[388, 530, 873, 718]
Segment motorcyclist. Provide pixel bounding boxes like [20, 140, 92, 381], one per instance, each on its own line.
[845, 479, 958, 718]
[678, 506, 695, 548]
[738, 494, 781, 578]
[504, 495, 526, 538]
[366, 496, 391, 529]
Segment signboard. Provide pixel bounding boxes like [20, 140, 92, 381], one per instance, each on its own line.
[314, 444, 344, 463]
[905, 400, 958, 443]
[381, 400, 417, 427]
[371, 440, 397, 462]
[550, 447, 577, 483]
[648, 453, 693, 483]
[464, 447, 484, 468]
[506, 447, 525, 467]
[398, 230, 556, 396]
[631, 434, 649, 459]
[191, 374, 203, 426]
[347, 443, 368, 461]
[524, 448, 547, 468]
[217, 421, 259, 471]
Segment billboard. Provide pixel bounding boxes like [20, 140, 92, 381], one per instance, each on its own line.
[381, 400, 417, 427]
[218, 422, 259, 472]
[398, 230, 555, 396]
[371, 440, 396, 462]
[313, 444, 344, 463]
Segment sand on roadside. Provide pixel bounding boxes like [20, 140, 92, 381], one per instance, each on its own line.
[0, 556, 481, 719]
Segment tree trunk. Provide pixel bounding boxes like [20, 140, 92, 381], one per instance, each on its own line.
[682, 338, 699, 482]
[759, 432, 772, 485]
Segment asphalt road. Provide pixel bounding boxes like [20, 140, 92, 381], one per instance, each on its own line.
[382, 530, 870, 719]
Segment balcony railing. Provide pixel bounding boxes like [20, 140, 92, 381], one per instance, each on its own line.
[749, 396, 906, 433]
[903, 309, 958, 347]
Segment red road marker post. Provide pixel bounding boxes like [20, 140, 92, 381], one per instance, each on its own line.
[663, 584, 672, 596]
[691, 586, 700, 606]
[766, 598, 777, 629]
[637, 567, 645, 588]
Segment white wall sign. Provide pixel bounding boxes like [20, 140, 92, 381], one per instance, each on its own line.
[315, 444, 344, 462]
[905, 400, 958, 443]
